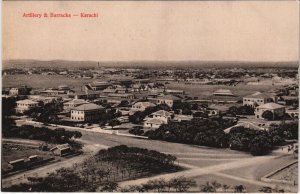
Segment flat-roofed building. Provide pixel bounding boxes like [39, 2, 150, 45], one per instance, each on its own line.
[9, 86, 30, 96]
[16, 99, 40, 113]
[144, 118, 164, 128]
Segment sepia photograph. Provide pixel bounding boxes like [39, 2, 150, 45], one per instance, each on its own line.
[1, 1, 299, 192]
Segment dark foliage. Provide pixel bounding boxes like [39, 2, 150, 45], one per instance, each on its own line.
[147, 118, 235, 148]
[3, 125, 82, 144]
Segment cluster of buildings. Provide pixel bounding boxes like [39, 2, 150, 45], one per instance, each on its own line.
[3, 71, 298, 131]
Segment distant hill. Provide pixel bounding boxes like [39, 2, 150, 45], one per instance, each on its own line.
[2, 59, 299, 69]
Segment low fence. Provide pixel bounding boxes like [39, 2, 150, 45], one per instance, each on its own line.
[261, 160, 298, 185]
[25, 120, 148, 139]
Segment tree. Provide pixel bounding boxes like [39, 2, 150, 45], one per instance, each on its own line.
[222, 184, 230, 192]
[259, 186, 272, 193]
[100, 182, 118, 192]
[193, 112, 208, 118]
[129, 127, 144, 136]
[238, 105, 254, 115]
[262, 110, 274, 121]
[108, 119, 121, 129]
[228, 106, 238, 116]
[200, 182, 216, 193]
[234, 185, 246, 193]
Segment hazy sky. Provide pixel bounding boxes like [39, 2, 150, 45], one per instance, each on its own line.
[3, 1, 299, 61]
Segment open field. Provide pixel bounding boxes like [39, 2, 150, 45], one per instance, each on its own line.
[78, 131, 297, 192]
[3, 74, 282, 99]
[270, 162, 298, 182]
[166, 81, 281, 99]
[2, 143, 54, 170]
[2, 129, 297, 192]
[3, 75, 100, 91]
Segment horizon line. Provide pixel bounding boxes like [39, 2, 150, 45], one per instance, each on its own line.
[3, 59, 299, 63]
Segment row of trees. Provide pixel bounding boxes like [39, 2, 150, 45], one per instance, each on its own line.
[227, 105, 254, 116]
[147, 117, 236, 148]
[25, 100, 63, 124]
[3, 125, 82, 145]
[146, 116, 298, 156]
[227, 122, 298, 155]
[121, 176, 196, 192]
[121, 179, 248, 193]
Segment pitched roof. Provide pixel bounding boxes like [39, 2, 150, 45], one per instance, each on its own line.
[72, 103, 104, 111]
[133, 102, 156, 108]
[244, 92, 274, 99]
[257, 103, 285, 110]
[157, 94, 182, 100]
[64, 99, 88, 105]
[90, 82, 111, 87]
[152, 110, 173, 117]
[213, 89, 234, 96]
[145, 118, 164, 125]
[56, 143, 71, 150]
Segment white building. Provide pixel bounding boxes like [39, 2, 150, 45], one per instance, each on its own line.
[243, 92, 275, 107]
[131, 102, 156, 112]
[150, 110, 173, 124]
[156, 95, 182, 107]
[63, 99, 88, 111]
[16, 99, 39, 113]
[144, 118, 164, 129]
[255, 103, 285, 120]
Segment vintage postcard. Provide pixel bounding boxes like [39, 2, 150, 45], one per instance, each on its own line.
[1, 1, 299, 192]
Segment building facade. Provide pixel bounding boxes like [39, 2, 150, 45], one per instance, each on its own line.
[255, 103, 285, 120]
[16, 99, 40, 113]
[243, 92, 275, 107]
[70, 103, 104, 122]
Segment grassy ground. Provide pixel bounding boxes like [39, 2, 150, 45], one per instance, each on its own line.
[166, 81, 281, 99]
[2, 143, 54, 170]
[189, 174, 262, 192]
[270, 162, 298, 182]
[3, 75, 94, 91]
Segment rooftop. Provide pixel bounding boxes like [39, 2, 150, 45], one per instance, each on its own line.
[16, 99, 39, 104]
[157, 94, 182, 100]
[244, 92, 274, 99]
[152, 110, 173, 117]
[64, 99, 88, 105]
[133, 101, 156, 107]
[145, 118, 164, 125]
[213, 89, 234, 96]
[72, 103, 104, 111]
[257, 103, 285, 110]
